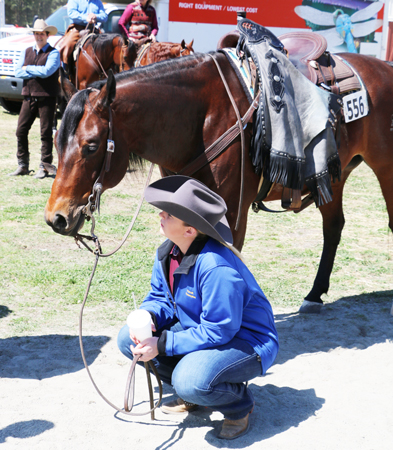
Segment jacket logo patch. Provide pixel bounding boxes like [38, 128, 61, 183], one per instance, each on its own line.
[186, 289, 196, 298]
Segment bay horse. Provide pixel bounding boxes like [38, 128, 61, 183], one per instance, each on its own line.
[74, 35, 194, 89]
[44, 52, 393, 313]
[71, 33, 135, 90]
[134, 40, 194, 66]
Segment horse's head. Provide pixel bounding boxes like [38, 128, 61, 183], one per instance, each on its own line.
[122, 39, 137, 70]
[180, 39, 194, 56]
[45, 71, 128, 237]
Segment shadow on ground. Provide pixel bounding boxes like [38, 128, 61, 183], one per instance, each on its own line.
[0, 420, 54, 444]
[0, 305, 12, 318]
[0, 334, 110, 379]
[274, 291, 393, 366]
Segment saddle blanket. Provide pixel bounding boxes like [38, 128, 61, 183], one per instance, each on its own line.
[220, 48, 254, 102]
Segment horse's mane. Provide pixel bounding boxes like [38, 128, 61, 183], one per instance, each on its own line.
[57, 53, 210, 168]
[89, 33, 125, 51]
[57, 89, 91, 154]
[90, 52, 207, 88]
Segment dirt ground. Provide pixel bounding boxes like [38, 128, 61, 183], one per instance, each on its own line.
[1, 296, 393, 450]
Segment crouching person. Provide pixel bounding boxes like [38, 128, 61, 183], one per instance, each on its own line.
[118, 176, 279, 440]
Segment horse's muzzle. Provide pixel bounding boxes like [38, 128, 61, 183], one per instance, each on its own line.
[45, 209, 86, 237]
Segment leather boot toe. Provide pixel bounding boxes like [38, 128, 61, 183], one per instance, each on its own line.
[46, 164, 57, 176]
[217, 413, 250, 440]
[34, 167, 48, 179]
[8, 166, 29, 176]
[161, 397, 198, 415]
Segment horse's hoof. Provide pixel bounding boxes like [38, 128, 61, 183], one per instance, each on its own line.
[299, 300, 323, 314]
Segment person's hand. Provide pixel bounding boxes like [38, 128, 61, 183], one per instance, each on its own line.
[150, 34, 156, 43]
[131, 336, 159, 362]
[87, 13, 96, 24]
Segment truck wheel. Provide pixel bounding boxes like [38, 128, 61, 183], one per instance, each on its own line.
[0, 98, 22, 114]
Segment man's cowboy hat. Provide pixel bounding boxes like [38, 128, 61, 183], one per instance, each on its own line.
[144, 176, 233, 245]
[28, 19, 57, 36]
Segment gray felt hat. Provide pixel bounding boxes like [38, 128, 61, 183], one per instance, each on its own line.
[144, 176, 233, 245]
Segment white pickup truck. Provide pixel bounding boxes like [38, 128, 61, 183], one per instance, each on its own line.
[0, 3, 126, 113]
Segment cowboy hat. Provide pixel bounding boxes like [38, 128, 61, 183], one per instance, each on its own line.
[28, 19, 57, 36]
[144, 176, 233, 245]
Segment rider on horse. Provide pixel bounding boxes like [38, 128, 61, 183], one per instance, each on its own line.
[67, 0, 108, 33]
[118, 0, 159, 46]
[59, 1, 108, 77]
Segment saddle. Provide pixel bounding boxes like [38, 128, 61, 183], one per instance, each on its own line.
[217, 27, 360, 212]
[278, 32, 361, 94]
[57, 24, 101, 67]
[217, 30, 361, 94]
[218, 20, 346, 212]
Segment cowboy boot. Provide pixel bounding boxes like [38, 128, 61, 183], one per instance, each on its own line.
[8, 165, 29, 176]
[217, 413, 251, 440]
[161, 397, 198, 415]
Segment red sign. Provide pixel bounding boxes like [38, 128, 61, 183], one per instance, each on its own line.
[169, 0, 306, 27]
[2, 59, 13, 64]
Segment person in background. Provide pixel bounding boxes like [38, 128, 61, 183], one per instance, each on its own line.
[67, 0, 108, 32]
[9, 20, 60, 178]
[117, 176, 279, 440]
[118, 0, 158, 43]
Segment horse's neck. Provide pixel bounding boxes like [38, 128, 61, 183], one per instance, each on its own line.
[148, 43, 181, 64]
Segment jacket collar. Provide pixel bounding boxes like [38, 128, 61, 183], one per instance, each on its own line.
[157, 236, 209, 275]
[33, 42, 50, 53]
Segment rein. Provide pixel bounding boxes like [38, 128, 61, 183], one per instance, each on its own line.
[208, 54, 245, 231]
[166, 54, 259, 231]
[75, 103, 162, 418]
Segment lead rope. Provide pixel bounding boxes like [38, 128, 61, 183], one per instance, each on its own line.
[78, 163, 163, 419]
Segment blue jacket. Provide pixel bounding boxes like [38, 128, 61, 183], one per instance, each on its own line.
[140, 237, 279, 375]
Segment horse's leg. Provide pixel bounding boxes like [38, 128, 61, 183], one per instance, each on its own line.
[300, 155, 363, 313]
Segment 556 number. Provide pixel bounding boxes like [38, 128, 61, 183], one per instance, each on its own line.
[343, 91, 368, 123]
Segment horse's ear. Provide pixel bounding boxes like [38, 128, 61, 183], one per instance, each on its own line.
[95, 69, 116, 110]
[106, 69, 116, 106]
[60, 66, 77, 102]
[188, 39, 194, 51]
[181, 39, 185, 49]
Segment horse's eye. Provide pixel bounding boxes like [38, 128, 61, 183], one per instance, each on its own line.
[83, 144, 98, 154]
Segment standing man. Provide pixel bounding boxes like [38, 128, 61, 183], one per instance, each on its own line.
[67, 0, 108, 31]
[9, 20, 60, 178]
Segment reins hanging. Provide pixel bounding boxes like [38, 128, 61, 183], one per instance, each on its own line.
[207, 54, 246, 231]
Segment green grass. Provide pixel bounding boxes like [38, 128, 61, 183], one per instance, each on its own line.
[0, 106, 392, 337]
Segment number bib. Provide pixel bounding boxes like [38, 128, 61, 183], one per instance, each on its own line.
[343, 90, 369, 123]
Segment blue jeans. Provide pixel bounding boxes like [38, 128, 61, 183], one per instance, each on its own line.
[117, 322, 262, 420]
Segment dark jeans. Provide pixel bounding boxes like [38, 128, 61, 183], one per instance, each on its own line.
[117, 322, 262, 420]
[15, 96, 56, 168]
